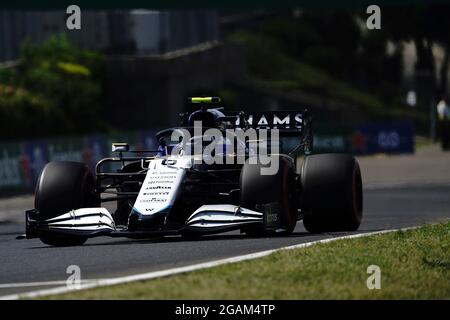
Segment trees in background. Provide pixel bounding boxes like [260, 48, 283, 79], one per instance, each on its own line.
[0, 35, 106, 140]
[383, 4, 450, 98]
[263, 10, 405, 105]
[227, 5, 450, 115]
[228, 9, 405, 112]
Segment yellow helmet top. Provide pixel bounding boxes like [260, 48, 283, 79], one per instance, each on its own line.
[188, 97, 221, 104]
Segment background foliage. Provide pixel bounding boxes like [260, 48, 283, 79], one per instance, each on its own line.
[0, 35, 106, 139]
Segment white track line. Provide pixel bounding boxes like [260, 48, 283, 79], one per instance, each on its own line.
[0, 226, 419, 300]
[0, 280, 97, 289]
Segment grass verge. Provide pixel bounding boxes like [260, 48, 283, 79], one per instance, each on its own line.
[45, 222, 450, 299]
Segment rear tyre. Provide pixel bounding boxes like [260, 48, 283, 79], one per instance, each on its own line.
[35, 161, 100, 246]
[240, 156, 298, 235]
[301, 153, 363, 232]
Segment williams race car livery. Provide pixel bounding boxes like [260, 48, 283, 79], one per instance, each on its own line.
[24, 97, 363, 246]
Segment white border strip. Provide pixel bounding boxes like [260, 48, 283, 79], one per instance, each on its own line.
[0, 280, 98, 289]
[0, 227, 419, 300]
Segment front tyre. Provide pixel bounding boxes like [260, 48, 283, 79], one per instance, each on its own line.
[39, 231, 88, 247]
[240, 156, 298, 235]
[301, 153, 363, 232]
[34, 161, 99, 246]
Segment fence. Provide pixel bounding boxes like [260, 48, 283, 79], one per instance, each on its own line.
[0, 129, 160, 195]
[0, 121, 414, 195]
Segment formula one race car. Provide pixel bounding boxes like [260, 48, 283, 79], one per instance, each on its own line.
[24, 97, 363, 246]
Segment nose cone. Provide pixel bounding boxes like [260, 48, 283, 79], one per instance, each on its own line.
[127, 207, 171, 231]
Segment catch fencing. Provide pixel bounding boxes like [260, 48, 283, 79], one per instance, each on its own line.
[0, 121, 414, 195]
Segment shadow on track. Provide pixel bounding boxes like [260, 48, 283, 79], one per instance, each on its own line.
[27, 228, 387, 249]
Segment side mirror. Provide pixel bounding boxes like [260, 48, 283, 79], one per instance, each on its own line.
[112, 143, 129, 153]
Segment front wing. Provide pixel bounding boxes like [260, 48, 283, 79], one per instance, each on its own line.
[25, 204, 281, 240]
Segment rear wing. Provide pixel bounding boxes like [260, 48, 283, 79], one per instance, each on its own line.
[226, 110, 313, 155]
[231, 110, 310, 131]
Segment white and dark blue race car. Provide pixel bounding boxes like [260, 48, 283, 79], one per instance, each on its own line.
[24, 97, 363, 246]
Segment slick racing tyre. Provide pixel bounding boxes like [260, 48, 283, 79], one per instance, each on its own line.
[35, 161, 100, 246]
[301, 153, 363, 232]
[240, 155, 298, 235]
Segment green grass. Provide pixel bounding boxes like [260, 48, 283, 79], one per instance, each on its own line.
[44, 222, 450, 300]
